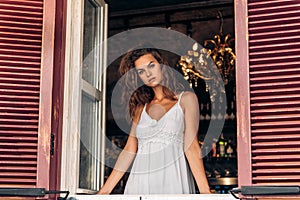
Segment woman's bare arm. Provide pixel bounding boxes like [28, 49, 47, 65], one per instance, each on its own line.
[98, 106, 143, 194]
[181, 92, 211, 194]
[98, 133, 138, 194]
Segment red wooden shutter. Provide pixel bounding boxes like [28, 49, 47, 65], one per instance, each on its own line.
[236, 0, 300, 196]
[248, 0, 300, 186]
[0, 0, 55, 191]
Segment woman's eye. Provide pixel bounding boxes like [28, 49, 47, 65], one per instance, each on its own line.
[149, 64, 155, 68]
[138, 70, 144, 75]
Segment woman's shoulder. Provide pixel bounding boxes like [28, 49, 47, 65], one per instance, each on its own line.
[179, 91, 198, 107]
[132, 104, 145, 124]
[180, 91, 198, 101]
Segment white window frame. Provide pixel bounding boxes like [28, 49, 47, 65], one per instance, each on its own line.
[61, 0, 107, 195]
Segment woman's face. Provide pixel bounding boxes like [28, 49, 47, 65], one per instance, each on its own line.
[134, 53, 162, 87]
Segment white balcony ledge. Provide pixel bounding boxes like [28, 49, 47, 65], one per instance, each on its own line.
[69, 194, 236, 200]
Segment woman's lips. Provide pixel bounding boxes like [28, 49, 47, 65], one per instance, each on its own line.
[148, 77, 156, 83]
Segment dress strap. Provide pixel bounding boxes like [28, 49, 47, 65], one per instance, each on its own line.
[178, 91, 184, 103]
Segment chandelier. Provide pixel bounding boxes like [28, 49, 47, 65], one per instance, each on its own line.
[178, 11, 236, 101]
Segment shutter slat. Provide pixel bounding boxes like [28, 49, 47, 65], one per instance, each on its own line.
[0, 36, 42, 45]
[0, 20, 42, 30]
[0, 54, 41, 62]
[0, 49, 42, 57]
[252, 122, 300, 129]
[250, 74, 299, 81]
[250, 68, 300, 76]
[250, 47, 299, 58]
[0, 107, 38, 113]
[0, 119, 38, 125]
[0, 61, 41, 68]
[0, 67, 40, 74]
[251, 88, 300, 95]
[0, 8, 42, 16]
[251, 107, 300, 114]
[252, 162, 300, 167]
[0, 12, 43, 21]
[0, 71, 41, 78]
[0, 137, 37, 143]
[252, 176, 300, 182]
[0, 130, 37, 137]
[251, 94, 300, 102]
[0, 150, 37, 156]
[251, 81, 300, 90]
[248, 23, 300, 34]
[0, 43, 42, 51]
[252, 141, 299, 147]
[0, 160, 37, 165]
[0, 2, 43, 12]
[0, 124, 38, 129]
[252, 148, 300, 154]
[252, 101, 300, 107]
[0, 101, 39, 107]
[0, 173, 36, 178]
[249, 55, 299, 64]
[253, 169, 300, 174]
[0, 166, 36, 171]
[0, 0, 43, 7]
[253, 155, 300, 162]
[252, 134, 300, 141]
[252, 116, 300, 123]
[0, 113, 39, 118]
[0, 31, 42, 40]
[0, 88, 40, 95]
[0, 78, 40, 85]
[0, 95, 39, 101]
[0, 83, 40, 91]
[250, 41, 300, 50]
[246, 61, 298, 69]
[0, 178, 36, 183]
[0, 149, 37, 154]
[249, 35, 300, 44]
[252, 127, 299, 134]
[253, 182, 300, 186]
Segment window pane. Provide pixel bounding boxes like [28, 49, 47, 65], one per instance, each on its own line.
[82, 0, 100, 86]
[79, 91, 99, 190]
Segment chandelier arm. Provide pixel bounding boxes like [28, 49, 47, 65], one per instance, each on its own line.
[188, 68, 212, 80]
[217, 10, 224, 35]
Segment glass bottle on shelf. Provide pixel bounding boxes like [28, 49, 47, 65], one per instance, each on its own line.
[211, 138, 218, 158]
[217, 133, 227, 158]
[225, 137, 236, 158]
[200, 103, 205, 120]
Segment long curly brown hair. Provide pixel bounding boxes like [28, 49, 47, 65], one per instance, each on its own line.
[119, 48, 185, 121]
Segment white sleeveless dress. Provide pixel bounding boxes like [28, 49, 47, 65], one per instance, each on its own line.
[124, 92, 195, 194]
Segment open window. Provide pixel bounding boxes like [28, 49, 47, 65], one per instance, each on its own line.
[61, 0, 108, 194]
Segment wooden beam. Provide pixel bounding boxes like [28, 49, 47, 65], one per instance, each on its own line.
[109, 5, 233, 31]
[109, 0, 233, 17]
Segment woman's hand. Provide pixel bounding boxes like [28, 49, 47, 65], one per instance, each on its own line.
[97, 187, 110, 195]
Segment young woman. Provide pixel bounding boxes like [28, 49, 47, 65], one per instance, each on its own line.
[98, 48, 210, 194]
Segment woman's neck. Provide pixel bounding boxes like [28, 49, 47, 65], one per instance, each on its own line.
[152, 85, 165, 101]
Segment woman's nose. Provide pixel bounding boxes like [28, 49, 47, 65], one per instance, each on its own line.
[145, 69, 152, 77]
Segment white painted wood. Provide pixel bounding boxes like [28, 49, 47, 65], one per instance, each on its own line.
[100, 1, 108, 189]
[61, 0, 85, 195]
[70, 194, 236, 200]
